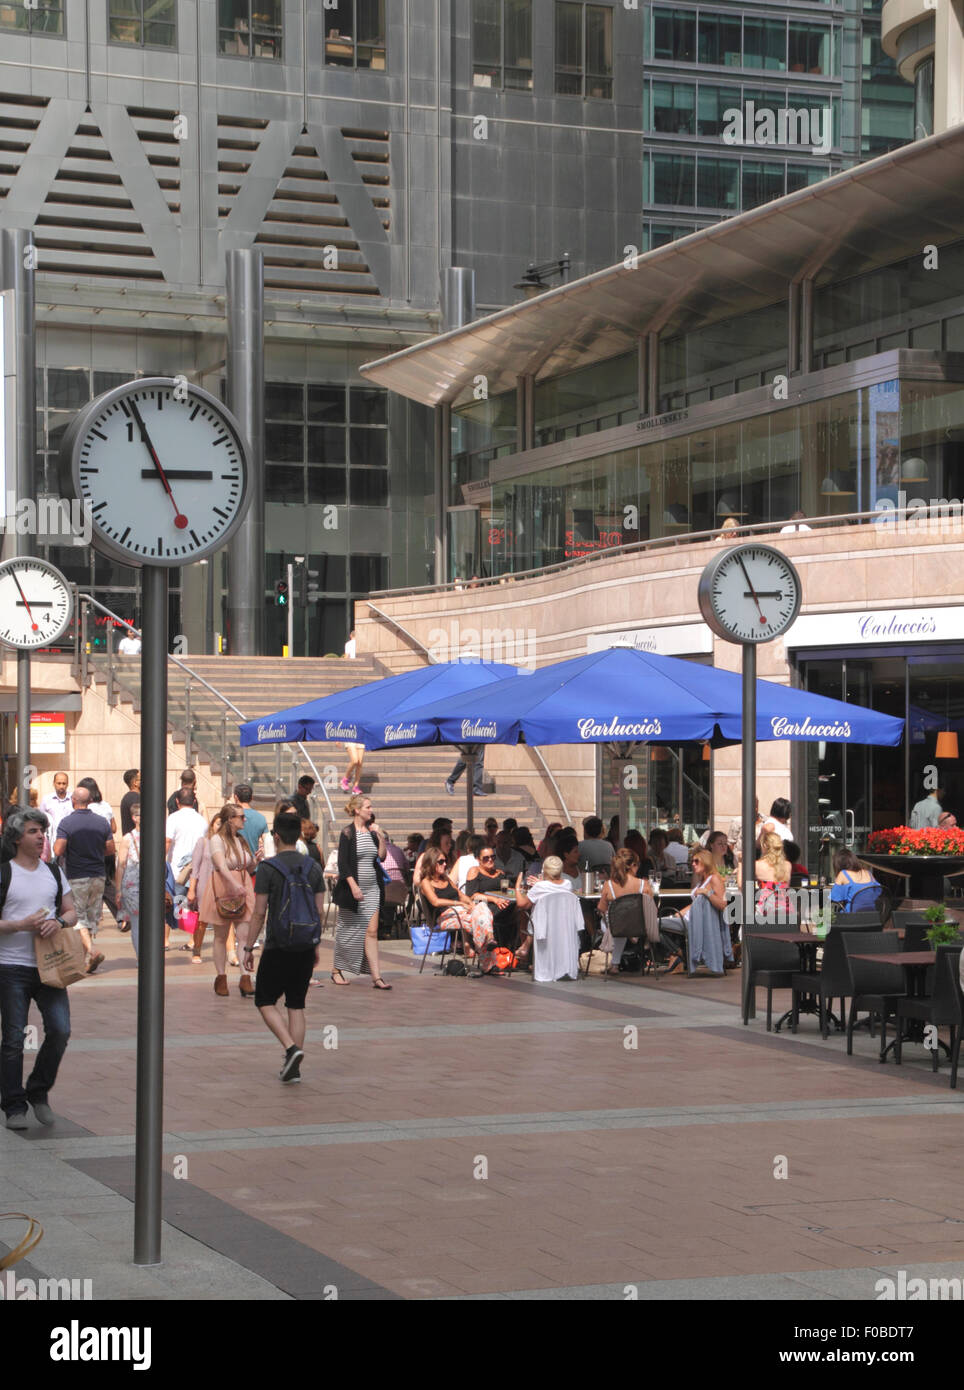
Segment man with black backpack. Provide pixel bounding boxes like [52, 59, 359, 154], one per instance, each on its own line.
[241, 811, 326, 1084]
[0, 807, 77, 1129]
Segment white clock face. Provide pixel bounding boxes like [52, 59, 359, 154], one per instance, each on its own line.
[64, 378, 249, 568]
[0, 557, 73, 650]
[699, 544, 801, 644]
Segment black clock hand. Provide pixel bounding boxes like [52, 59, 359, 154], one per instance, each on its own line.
[737, 554, 767, 626]
[10, 571, 38, 632]
[743, 591, 783, 599]
[128, 398, 188, 530]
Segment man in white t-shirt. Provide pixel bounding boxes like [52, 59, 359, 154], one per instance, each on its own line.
[165, 788, 208, 884]
[0, 807, 77, 1129]
[40, 771, 72, 844]
[663, 830, 691, 866]
[118, 627, 142, 656]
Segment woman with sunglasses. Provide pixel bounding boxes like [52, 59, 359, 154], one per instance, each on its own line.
[419, 845, 498, 969]
[465, 848, 518, 949]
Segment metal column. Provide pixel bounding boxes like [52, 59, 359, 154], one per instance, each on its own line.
[646, 331, 659, 416]
[133, 565, 168, 1266]
[1, 229, 36, 801]
[225, 249, 265, 655]
[800, 279, 814, 375]
[741, 644, 757, 1019]
[788, 281, 801, 376]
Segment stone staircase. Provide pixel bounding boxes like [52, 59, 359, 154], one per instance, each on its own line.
[93, 651, 550, 845]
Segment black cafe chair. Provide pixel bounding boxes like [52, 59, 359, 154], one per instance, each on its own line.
[841, 932, 906, 1062]
[789, 921, 879, 1039]
[742, 925, 798, 1032]
[894, 944, 964, 1073]
[606, 893, 660, 979]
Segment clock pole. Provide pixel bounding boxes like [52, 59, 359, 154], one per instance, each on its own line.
[1, 228, 36, 803]
[741, 641, 756, 999]
[134, 564, 168, 1266]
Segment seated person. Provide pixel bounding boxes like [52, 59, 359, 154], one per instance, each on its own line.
[493, 829, 524, 880]
[513, 825, 542, 877]
[647, 828, 675, 876]
[515, 856, 583, 982]
[704, 829, 736, 875]
[465, 844, 519, 948]
[597, 848, 660, 975]
[576, 816, 614, 871]
[830, 848, 882, 912]
[738, 830, 792, 921]
[663, 828, 691, 870]
[553, 829, 582, 888]
[623, 829, 654, 878]
[419, 844, 499, 970]
[662, 848, 730, 976]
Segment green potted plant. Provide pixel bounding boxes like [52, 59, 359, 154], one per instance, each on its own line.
[923, 904, 960, 948]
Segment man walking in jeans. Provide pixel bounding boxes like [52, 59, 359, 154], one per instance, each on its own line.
[0, 807, 77, 1129]
[53, 787, 113, 975]
[241, 811, 326, 1084]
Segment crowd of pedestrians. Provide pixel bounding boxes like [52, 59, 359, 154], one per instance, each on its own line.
[0, 762, 808, 1120]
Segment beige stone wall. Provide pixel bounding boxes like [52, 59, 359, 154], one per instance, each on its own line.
[355, 520, 964, 831]
[0, 656, 223, 818]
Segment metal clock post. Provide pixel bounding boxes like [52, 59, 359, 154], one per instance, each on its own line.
[698, 543, 802, 989]
[61, 378, 250, 1265]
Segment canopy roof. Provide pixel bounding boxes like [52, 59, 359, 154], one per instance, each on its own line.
[360, 126, 964, 409]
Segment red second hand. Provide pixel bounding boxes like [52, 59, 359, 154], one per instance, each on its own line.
[129, 399, 188, 529]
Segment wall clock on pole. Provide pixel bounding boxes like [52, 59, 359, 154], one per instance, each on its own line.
[697, 541, 803, 1015]
[0, 555, 73, 650]
[698, 542, 802, 644]
[61, 377, 249, 566]
[58, 375, 250, 1269]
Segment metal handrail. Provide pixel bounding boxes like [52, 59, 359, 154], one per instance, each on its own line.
[73, 592, 335, 823]
[365, 601, 572, 824]
[367, 506, 944, 601]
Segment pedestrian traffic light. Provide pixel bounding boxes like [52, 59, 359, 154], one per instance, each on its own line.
[274, 578, 288, 608]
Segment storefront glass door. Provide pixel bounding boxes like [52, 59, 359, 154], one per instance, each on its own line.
[801, 650, 963, 878]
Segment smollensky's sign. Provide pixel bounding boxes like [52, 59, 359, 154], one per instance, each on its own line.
[588, 623, 714, 657]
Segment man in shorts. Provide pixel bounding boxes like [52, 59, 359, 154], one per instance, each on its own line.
[241, 811, 326, 1084]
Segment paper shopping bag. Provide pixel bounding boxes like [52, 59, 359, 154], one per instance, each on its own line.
[34, 927, 87, 988]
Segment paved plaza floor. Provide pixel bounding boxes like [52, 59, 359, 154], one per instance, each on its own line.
[3, 925, 964, 1307]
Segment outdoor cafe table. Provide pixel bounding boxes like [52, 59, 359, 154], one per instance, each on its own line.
[745, 931, 836, 1034]
[849, 950, 943, 1062]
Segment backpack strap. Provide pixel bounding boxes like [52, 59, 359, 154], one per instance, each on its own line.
[0, 860, 61, 918]
[48, 860, 63, 914]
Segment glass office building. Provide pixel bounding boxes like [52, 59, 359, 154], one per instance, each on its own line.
[641, 0, 914, 249]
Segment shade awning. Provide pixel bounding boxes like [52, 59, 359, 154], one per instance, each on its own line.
[360, 126, 964, 409]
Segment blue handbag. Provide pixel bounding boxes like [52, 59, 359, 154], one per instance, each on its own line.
[410, 926, 453, 955]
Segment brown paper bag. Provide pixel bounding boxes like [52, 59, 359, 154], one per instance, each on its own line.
[34, 927, 87, 988]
